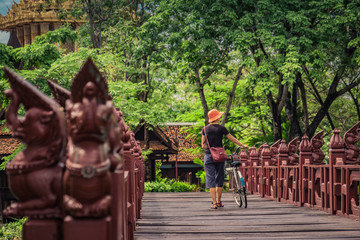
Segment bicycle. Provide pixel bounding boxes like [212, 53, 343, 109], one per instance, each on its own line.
[226, 147, 247, 208]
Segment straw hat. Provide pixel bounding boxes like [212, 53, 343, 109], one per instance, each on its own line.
[208, 109, 224, 123]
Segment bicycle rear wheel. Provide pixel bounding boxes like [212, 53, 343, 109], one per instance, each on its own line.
[229, 171, 247, 208]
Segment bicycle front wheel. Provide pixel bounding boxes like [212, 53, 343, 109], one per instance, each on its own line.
[239, 185, 247, 208]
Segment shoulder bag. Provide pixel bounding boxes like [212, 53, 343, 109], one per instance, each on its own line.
[204, 126, 228, 162]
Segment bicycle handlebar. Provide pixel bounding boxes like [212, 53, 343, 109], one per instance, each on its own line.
[227, 146, 242, 162]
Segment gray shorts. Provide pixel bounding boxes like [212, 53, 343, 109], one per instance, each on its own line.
[204, 153, 225, 189]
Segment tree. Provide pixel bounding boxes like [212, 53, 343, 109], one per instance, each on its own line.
[149, 0, 245, 125]
[231, 0, 360, 140]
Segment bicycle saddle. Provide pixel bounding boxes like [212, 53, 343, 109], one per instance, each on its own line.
[230, 161, 242, 167]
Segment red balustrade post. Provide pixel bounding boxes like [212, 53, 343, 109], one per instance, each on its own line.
[277, 140, 288, 202]
[240, 148, 250, 191]
[329, 128, 345, 215]
[269, 140, 280, 200]
[111, 169, 125, 240]
[299, 135, 311, 207]
[261, 144, 271, 198]
[249, 146, 259, 194]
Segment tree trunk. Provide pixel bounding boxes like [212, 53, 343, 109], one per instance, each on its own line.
[298, 73, 309, 134]
[195, 69, 209, 125]
[139, 58, 149, 102]
[348, 89, 360, 121]
[267, 94, 282, 140]
[221, 66, 243, 126]
[285, 74, 302, 140]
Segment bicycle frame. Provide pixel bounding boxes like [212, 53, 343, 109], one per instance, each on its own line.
[226, 165, 244, 190]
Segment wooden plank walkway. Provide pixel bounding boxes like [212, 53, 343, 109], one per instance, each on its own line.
[135, 192, 360, 240]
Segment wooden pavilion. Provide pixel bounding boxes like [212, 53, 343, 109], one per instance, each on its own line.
[134, 122, 203, 184]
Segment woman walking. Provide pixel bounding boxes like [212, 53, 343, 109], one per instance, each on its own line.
[201, 109, 247, 209]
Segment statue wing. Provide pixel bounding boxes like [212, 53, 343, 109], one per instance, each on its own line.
[5, 67, 55, 111]
[48, 80, 71, 108]
[4, 66, 67, 159]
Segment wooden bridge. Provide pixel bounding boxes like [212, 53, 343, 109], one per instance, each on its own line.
[135, 192, 360, 240]
[135, 124, 360, 239]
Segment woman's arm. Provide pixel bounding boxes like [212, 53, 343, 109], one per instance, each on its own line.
[201, 135, 206, 149]
[226, 133, 248, 148]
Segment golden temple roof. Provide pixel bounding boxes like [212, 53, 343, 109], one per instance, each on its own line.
[0, 0, 84, 31]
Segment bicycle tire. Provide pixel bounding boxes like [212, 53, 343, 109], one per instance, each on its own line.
[239, 186, 247, 208]
[229, 171, 242, 207]
[236, 170, 247, 208]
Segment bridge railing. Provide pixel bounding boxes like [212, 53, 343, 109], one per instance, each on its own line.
[237, 122, 360, 221]
[2, 59, 145, 240]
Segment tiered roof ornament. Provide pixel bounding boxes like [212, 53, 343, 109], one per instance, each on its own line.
[0, 0, 84, 47]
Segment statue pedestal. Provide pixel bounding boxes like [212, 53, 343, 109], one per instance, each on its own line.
[23, 219, 61, 240]
[63, 216, 111, 240]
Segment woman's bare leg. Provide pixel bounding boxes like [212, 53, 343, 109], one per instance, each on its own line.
[216, 187, 222, 203]
[210, 188, 217, 204]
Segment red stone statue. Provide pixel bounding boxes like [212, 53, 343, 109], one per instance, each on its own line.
[62, 59, 121, 217]
[310, 131, 325, 164]
[117, 108, 132, 152]
[288, 137, 300, 165]
[344, 121, 360, 164]
[3, 67, 66, 218]
[47, 79, 71, 108]
[269, 139, 281, 166]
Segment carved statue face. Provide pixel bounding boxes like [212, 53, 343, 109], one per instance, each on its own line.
[346, 133, 356, 144]
[313, 138, 324, 148]
[270, 146, 278, 155]
[83, 82, 99, 99]
[20, 108, 54, 143]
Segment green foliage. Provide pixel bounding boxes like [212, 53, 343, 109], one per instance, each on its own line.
[0, 44, 14, 75]
[141, 148, 153, 161]
[155, 160, 163, 182]
[12, 25, 77, 70]
[144, 181, 172, 192]
[13, 41, 60, 70]
[0, 145, 25, 170]
[1, 0, 360, 177]
[37, 24, 78, 45]
[45, 47, 99, 89]
[0, 218, 27, 240]
[144, 179, 198, 192]
[193, 157, 206, 185]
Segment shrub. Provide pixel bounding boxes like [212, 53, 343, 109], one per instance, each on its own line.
[144, 180, 198, 192]
[170, 181, 198, 192]
[0, 218, 27, 240]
